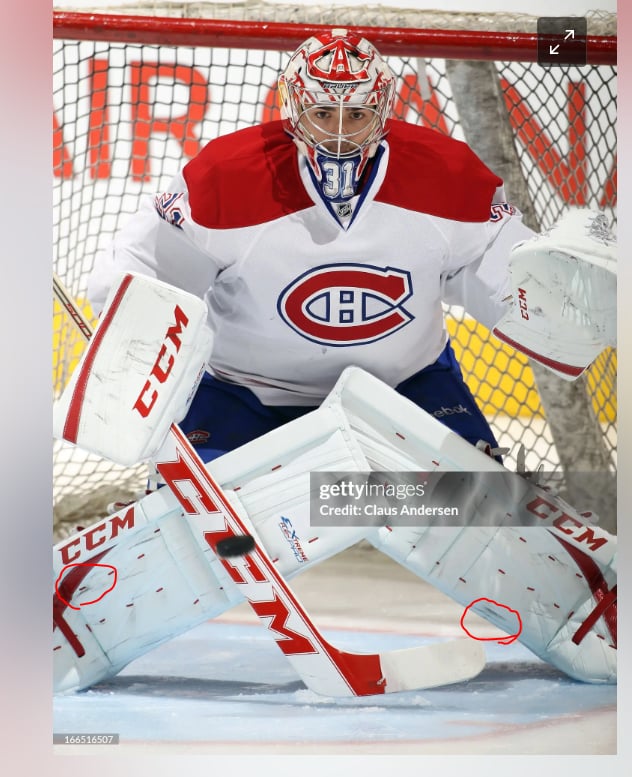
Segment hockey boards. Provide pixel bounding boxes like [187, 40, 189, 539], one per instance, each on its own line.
[53, 272, 485, 696]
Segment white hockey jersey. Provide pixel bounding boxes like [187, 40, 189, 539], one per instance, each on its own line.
[88, 120, 534, 405]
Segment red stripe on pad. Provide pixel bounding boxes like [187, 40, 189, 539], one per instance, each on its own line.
[62, 274, 134, 442]
[551, 533, 616, 647]
[492, 328, 584, 377]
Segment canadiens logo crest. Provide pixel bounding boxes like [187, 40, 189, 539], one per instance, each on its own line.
[277, 263, 414, 346]
[186, 429, 210, 445]
[307, 36, 371, 83]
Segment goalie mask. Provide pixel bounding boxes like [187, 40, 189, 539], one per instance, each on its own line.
[278, 29, 396, 203]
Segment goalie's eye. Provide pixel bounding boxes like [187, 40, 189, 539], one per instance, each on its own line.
[346, 109, 372, 122]
[308, 107, 374, 129]
[311, 108, 369, 119]
[311, 107, 337, 122]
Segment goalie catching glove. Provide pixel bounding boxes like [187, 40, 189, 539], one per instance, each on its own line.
[493, 208, 616, 380]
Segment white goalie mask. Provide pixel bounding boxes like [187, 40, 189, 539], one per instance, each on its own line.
[278, 29, 396, 197]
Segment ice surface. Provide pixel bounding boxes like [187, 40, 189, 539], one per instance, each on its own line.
[53, 548, 616, 755]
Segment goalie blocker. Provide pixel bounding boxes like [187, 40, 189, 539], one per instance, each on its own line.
[53, 272, 213, 465]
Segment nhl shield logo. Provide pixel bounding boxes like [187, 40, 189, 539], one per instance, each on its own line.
[277, 263, 414, 346]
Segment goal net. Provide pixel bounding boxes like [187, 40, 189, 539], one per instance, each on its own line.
[53, 3, 617, 536]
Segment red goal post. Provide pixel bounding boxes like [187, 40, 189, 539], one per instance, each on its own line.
[52, 6, 617, 533]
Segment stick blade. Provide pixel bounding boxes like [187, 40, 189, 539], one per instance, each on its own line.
[379, 639, 486, 693]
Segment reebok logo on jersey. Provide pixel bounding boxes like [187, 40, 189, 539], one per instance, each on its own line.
[433, 404, 472, 418]
[277, 263, 414, 346]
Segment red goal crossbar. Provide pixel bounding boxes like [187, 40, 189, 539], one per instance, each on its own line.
[53, 11, 616, 65]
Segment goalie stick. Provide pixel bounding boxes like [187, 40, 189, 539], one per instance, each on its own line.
[53, 272, 485, 696]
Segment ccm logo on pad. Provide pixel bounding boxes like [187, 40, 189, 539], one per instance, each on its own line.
[518, 287, 529, 320]
[133, 305, 189, 417]
[277, 263, 414, 346]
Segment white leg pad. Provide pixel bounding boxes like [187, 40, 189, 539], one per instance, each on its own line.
[329, 368, 616, 683]
[54, 401, 373, 693]
[54, 367, 617, 690]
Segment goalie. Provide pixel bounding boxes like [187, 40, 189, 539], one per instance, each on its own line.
[86, 27, 610, 466]
[54, 29, 617, 694]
